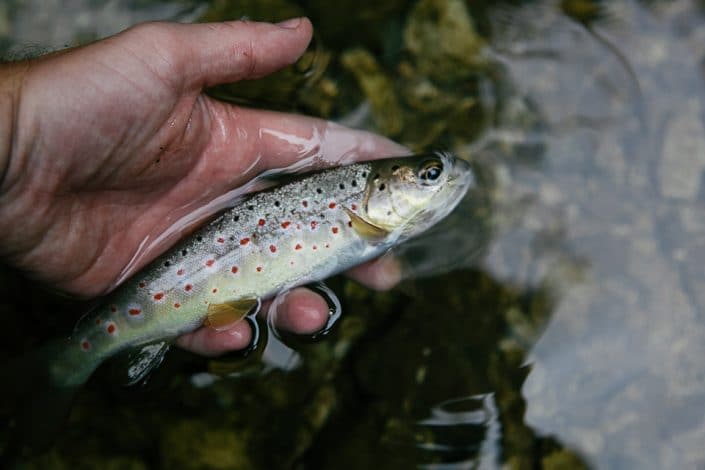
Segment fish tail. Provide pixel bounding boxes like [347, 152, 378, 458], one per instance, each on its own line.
[1, 338, 102, 458]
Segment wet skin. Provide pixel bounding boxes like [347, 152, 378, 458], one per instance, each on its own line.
[0, 18, 404, 357]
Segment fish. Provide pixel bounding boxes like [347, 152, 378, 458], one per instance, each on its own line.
[3, 152, 473, 450]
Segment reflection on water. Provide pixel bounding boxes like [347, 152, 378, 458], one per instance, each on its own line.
[5, 0, 705, 468]
[416, 394, 501, 470]
[480, 1, 705, 467]
[0, 0, 203, 55]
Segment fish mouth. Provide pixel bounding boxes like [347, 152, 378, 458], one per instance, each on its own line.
[442, 155, 475, 210]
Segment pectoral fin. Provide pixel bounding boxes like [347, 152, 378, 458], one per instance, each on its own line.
[343, 207, 389, 242]
[205, 298, 260, 332]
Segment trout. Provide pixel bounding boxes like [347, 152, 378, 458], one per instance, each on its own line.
[6, 153, 473, 445]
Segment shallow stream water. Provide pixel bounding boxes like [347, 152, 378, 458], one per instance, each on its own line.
[3, 1, 705, 468]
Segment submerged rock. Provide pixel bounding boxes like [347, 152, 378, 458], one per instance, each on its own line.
[404, 0, 485, 82]
[340, 48, 404, 136]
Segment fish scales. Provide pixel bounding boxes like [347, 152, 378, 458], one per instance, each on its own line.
[32, 152, 473, 391]
[72, 163, 373, 361]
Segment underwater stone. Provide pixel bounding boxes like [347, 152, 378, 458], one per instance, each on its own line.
[340, 48, 403, 136]
[160, 420, 252, 470]
[403, 0, 485, 81]
[659, 100, 705, 200]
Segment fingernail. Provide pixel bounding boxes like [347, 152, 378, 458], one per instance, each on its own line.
[276, 17, 302, 29]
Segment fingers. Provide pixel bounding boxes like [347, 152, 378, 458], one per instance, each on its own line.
[176, 257, 400, 357]
[253, 116, 411, 170]
[176, 287, 330, 356]
[175, 319, 253, 357]
[265, 287, 330, 335]
[131, 18, 313, 89]
[208, 105, 410, 175]
[345, 256, 402, 291]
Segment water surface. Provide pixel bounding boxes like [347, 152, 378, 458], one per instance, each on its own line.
[3, 0, 705, 468]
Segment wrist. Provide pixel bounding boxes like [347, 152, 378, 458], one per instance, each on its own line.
[0, 61, 29, 197]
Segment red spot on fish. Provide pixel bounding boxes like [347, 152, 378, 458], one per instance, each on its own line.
[329, 202, 337, 209]
[212, 288, 218, 293]
[185, 284, 193, 292]
[217, 237, 225, 244]
[81, 340, 91, 351]
[281, 221, 291, 229]
[154, 292, 164, 301]
[138, 282, 146, 288]
[258, 218, 265, 226]
[310, 221, 318, 230]
[270, 244, 277, 253]
[205, 259, 215, 267]
[351, 203, 357, 211]
[296, 224, 302, 230]
[302, 201, 308, 207]
[174, 303, 180, 309]
[240, 238, 250, 245]
[313, 245, 318, 250]
[95, 318, 102, 325]
[110, 305, 117, 312]
[256, 266, 263, 272]
[129, 308, 141, 316]
[177, 268, 185, 276]
[231, 266, 239, 274]
[106, 323, 117, 334]
[332, 227, 339, 234]
[295, 243, 302, 250]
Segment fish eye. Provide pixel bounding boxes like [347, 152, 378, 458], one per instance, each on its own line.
[417, 159, 444, 185]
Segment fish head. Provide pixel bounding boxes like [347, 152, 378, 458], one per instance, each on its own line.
[361, 152, 474, 240]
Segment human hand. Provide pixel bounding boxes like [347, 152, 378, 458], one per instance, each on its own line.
[0, 18, 404, 356]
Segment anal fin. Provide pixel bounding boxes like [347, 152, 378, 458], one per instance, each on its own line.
[119, 341, 171, 386]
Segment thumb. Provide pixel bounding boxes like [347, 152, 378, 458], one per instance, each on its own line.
[147, 18, 313, 89]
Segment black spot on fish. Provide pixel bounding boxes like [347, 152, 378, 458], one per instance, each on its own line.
[274, 201, 280, 207]
[339, 183, 345, 190]
[391, 165, 399, 171]
[362, 172, 368, 178]
[233, 215, 240, 222]
[181, 249, 188, 256]
[229, 236, 235, 241]
[196, 236, 203, 242]
[379, 183, 386, 191]
[351, 180, 357, 187]
[247, 205, 254, 211]
[316, 188, 323, 194]
[164, 261, 171, 267]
